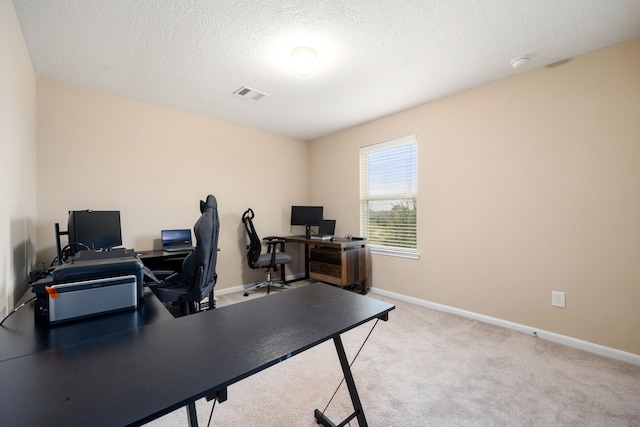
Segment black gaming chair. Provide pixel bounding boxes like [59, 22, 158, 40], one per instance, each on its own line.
[148, 195, 220, 316]
[242, 208, 292, 296]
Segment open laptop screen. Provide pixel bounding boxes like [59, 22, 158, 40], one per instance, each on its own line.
[161, 229, 192, 249]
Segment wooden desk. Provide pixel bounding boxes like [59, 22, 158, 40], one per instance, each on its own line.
[0, 283, 394, 427]
[280, 236, 371, 294]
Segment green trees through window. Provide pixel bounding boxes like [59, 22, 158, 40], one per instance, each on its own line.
[366, 198, 417, 248]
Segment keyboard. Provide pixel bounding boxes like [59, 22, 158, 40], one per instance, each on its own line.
[163, 245, 194, 253]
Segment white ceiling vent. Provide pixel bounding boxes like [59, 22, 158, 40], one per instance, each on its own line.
[233, 86, 267, 101]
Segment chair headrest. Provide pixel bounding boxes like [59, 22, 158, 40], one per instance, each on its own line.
[200, 195, 217, 213]
[242, 208, 254, 222]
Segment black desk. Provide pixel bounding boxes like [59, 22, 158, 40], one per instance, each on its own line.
[0, 283, 394, 426]
[0, 288, 173, 363]
[136, 249, 191, 272]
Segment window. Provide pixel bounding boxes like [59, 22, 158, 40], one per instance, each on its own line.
[360, 135, 419, 259]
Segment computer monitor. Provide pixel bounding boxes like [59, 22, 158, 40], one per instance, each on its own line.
[318, 219, 336, 236]
[67, 210, 122, 254]
[290, 206, 323, 238]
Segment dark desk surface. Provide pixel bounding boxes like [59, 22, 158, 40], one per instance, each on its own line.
[135, 249, 192, 259]
[0, 288, 174, 363]
[0, 283, 394, 427]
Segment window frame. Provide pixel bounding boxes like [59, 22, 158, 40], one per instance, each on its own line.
[359, 135, 419, 260]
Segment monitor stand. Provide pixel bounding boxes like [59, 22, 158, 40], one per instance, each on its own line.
[305, 225, 311, 239]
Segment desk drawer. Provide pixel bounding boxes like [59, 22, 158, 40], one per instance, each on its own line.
[310, 248, 344, 286]
[310, 261, 342, 278]
[310, 246, 371, 288]
[310, 247, 342, 265]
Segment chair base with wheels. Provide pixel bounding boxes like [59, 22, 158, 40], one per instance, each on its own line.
[243, 264, 290, 297]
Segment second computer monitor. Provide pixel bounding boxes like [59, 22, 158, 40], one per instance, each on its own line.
[318, 219, 336, 236]
[67, 210, 122, 254]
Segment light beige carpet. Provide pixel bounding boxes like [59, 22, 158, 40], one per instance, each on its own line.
[146, 282, 640, 426]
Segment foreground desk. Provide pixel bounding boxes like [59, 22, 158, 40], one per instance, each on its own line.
[0, 288, 173, 362]
[0, 283, 394, 426]
[280, 236, 371, 294]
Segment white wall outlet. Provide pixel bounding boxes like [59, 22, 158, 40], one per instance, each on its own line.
[552, 291, 566, 308]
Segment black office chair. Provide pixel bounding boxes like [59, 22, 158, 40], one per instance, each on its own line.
[242, 208, 292, 296]
[148, 195, 220, 316]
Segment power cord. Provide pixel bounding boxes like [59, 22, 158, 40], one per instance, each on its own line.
[0, 296, 36, 326]
[58, 243, 91, 264]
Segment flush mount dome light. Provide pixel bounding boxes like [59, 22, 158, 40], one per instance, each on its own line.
[289, 47, 318, 75]
[510, 56, 530, 69]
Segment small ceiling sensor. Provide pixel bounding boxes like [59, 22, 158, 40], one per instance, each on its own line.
[511, 56, 530, 69]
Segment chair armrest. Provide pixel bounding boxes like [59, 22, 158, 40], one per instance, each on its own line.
[151, 270, 175, 280]
[263, 237, 285, 253]
[143, 266, 176, 287]
[263, 237, 285, 245]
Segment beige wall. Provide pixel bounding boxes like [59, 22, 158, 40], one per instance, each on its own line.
[309, 38, 640, 355]
[0, 0, 37, 316]
[36, 79, 310, 289]
[14, 3, 640, 356]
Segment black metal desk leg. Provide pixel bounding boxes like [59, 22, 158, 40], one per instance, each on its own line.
[304, 243, 310, 279]
[187, 401, 198, 427]
[314, 335, 368, 427]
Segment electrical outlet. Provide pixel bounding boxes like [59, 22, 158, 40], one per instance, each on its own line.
[551, 291, 566, 308]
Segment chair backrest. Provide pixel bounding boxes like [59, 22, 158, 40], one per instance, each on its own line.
[181, 195, 219, 300]
[242, 208, 262, 269]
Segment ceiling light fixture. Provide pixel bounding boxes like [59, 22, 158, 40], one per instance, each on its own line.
[289, 47, 318, 76]
[510, 56, 530, 69]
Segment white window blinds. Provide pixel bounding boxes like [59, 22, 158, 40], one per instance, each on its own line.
[359, 135, 419, 259]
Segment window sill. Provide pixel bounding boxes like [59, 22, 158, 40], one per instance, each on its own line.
[369, 245, 420, 260]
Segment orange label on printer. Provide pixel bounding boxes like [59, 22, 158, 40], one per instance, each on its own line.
[45, 286, 60, 299]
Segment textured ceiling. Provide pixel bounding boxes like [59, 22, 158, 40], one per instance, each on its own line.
[12, 0, 640, 140]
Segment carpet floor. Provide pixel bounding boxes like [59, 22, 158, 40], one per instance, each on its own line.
[146, 282, 640, 426]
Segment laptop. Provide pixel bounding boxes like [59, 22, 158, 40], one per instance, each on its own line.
[161, 229, 194, 252]
[317, 219, 336, 237]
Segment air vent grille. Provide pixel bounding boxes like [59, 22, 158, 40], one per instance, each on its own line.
[233, 86, 267, 101]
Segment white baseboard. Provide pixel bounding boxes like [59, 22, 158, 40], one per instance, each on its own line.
[370, 287, 640, 366]
[213, 285, 244, 296]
